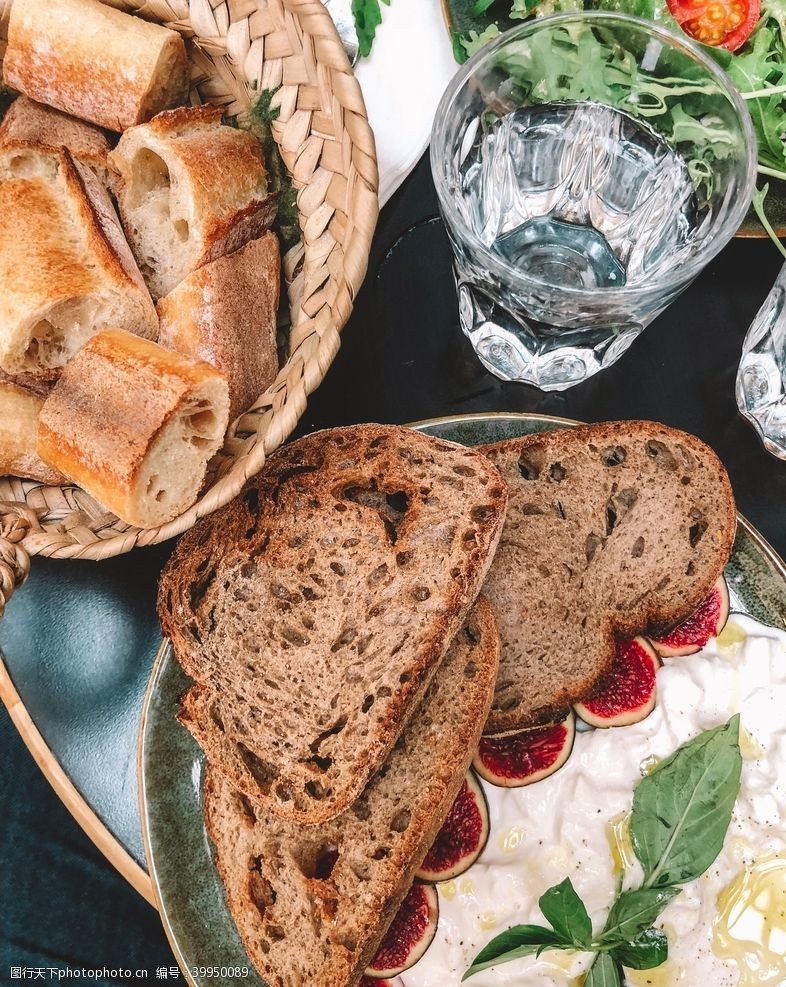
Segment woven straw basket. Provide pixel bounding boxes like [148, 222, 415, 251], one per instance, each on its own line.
[0, 0, 378, 615]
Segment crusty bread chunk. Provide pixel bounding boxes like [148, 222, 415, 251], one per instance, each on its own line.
[37, 329, 229, 529]
[203, 599, 499, 987]
[0, 95, 112, 187]
[158, 424, 508, 823]
[3, 0, 189, 132]
[111, 106, 278, 299]
[0, 149, 157, 380]
[157, 233, 280, 422]
[0, 381, 64, 485]
[480, 421, 736, 733]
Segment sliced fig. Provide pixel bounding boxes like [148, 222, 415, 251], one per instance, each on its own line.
[650, 576, 730, 657]
[472, 712, 575, 788]
[574, 637, 658, 728]
[416, 772, 489, 882]
[366, 882, 438, 978]
[360, 979, 393, 987]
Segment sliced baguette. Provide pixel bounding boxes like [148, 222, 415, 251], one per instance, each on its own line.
[0, 381, 64, 485]
[0, 95, 112, 187]
[159, 424, 508, 823]
[203, 598, 499, 987]
[3, 0, 189, 132]
[110, 106, 278, 299]
[0, 149, 157, 379]
[156, 233, 280, 423]
[480, 421, 736, 733]
[37, 329, 229, 528]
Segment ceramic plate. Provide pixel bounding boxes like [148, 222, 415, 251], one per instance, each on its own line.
[139, 412, 786, 987]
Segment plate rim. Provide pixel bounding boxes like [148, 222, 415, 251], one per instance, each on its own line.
[139, 410, 786, 985]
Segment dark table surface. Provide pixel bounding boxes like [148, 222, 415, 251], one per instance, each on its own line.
[2, 152, 786, 986]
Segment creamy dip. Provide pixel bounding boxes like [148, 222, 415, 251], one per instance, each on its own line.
[401, 615, 786, 987]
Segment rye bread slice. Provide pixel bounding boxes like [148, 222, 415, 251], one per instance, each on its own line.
[202, 599, 499, 987]
[480, 420, 736, 733]
[158, 424, 507, 824]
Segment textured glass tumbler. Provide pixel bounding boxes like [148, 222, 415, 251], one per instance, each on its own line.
[737, 263, 786, 459]
[431, 12, 757, 391]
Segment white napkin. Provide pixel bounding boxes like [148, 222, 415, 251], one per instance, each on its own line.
[353, 0, 459, 205]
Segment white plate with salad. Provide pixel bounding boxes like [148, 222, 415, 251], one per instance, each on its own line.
[354, 0, 786, 243]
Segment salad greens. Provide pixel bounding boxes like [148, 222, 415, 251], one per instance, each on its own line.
[352, 0, 390, 58]
[463, 717, 743, 985]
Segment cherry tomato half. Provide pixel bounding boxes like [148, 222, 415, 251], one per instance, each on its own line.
[667, 0, 761, 50]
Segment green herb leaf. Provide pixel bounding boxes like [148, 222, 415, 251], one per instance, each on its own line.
[462, 925, 569, 980]
[459, 24, 502, 60]
[630, 715, 742, 889]
[539, 877, 593, 947]
[612, 927, 669, 969]
[599, 887, 681, 944]
[472, 0, 498, 15]
[351, 0, 390, 58]
[753, 185, 786, 259]
[585, 952, 623, 987]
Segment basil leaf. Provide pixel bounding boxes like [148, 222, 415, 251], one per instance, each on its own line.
[539, 877, 593, 947]
[630, 716, 742, 888]
[598, 887, 681, 944]
[612, 927, 669, 970]
[462, 925, 568, 980]
[584, 952, 623, 987]
[351, 0, 390, 58]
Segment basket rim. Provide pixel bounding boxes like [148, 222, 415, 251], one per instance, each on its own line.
[0, 0, 379, 561]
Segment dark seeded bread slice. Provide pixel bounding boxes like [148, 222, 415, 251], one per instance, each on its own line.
[480, 420, 736, 733]
[203, 599, 500, 987]
[158, 424, 507, 824]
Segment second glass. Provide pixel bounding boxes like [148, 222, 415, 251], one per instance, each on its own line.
[431, 12, 757, 391]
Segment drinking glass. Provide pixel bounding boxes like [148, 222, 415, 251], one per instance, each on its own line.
[737, 262, 786, 459]
[431, 12, 757, 390]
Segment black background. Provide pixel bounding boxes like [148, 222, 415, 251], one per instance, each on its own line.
[2, 152, 785, 984]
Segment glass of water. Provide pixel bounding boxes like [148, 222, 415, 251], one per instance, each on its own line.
[737, 262, 786, 460]
[431, 12, 757, 390]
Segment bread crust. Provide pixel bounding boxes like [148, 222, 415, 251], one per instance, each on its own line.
[480, 420, 736, 732]
[37, 329, 229, 527]
[202, 598, 500, 987]
[3, 0, 190, 132]
[0, 149, 157, 379]
[110, 107, 278, 299]
[158, 424, 508, 824]
[0, 95, 111, 185]
[0, 381, 65, 485]
[157, 234, 280, 422]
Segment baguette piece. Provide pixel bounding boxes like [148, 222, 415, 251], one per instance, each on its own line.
[3, 0, 189, 132]
[0, 95, 112, 187]
[0, 381, 65, 485]
[158, 424, 508, 823]
[157, 233, 280, 422]
[37, 329, 229, 528]
[111, 106, 278, 299]
[480, 421, 736, 733]
[203, 598, 499, 987]
[0, 149, 157, 379]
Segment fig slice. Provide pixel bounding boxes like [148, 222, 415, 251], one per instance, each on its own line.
[472, 712, 575, 788]
[416, 772, 489, 882]
[650, 576, 730, 657]
[360, 979, 394, 987]
[366, 882, 438, 978]
[574, 637, 659, 728]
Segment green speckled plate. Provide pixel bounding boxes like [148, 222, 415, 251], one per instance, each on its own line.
[139, 413, 786, 987]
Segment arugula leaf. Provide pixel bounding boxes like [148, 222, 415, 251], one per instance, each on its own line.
[351, 0, 390, 58]
[630, 716, 742, 889]
[539, 878, 593, 947]
[612, 928, 669, 969]
[472, 0, 499, 14]
[585, 952, 623, 987]
[460, 24, 502, 59]
[753, 185, 786, 259]
[599, 887, 681, 944]
[462, 925, 569, 980]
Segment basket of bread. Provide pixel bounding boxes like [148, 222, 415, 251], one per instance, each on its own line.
[0, 0, 378, 614]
